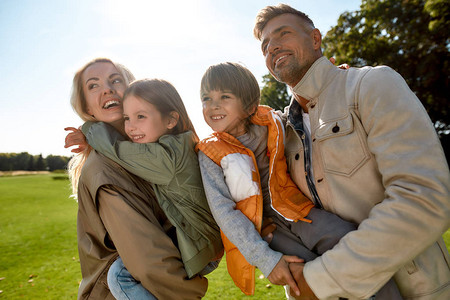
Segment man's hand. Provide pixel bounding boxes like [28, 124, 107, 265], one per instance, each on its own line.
[288, 262, 319, 300]
[267, 255, 304, 297]
[64, 127, 88, 153]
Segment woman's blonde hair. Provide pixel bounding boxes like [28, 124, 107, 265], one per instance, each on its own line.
[67, 58, 135, 196]
[124, 79, 198, 142]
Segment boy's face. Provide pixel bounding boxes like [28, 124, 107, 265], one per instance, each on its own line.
[202, 90, 249, 137]
[123, 95, 171, 143]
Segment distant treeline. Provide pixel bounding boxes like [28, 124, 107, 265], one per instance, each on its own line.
[0, 152, 72, 171]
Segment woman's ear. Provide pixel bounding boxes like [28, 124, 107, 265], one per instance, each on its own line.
[167, 111, 179, 129]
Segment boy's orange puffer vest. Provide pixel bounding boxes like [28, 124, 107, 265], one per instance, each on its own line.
[196, 106, 314, 295]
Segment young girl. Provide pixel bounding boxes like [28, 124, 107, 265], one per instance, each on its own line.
[196, 62, 402, 299]
[80, 78, 223, 299]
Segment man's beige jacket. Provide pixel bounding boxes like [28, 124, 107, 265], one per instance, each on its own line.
[284, 57, 450, 299]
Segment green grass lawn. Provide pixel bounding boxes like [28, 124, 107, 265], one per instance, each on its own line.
[0, 174, 449, 299]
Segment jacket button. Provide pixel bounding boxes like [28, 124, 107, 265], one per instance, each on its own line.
[310, 104, 315, 109]
[332, 124, 340, 133]
[295, 153, 300, 160]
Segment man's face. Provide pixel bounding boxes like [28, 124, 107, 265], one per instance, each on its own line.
[260, 13, 321, 87]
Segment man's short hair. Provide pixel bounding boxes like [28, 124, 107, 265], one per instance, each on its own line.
[253, 4, 315, 40]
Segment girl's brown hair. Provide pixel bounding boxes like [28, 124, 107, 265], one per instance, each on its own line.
[124, 79, 198, 142]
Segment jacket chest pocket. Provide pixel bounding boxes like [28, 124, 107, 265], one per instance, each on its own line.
[315, 113, 370, 176]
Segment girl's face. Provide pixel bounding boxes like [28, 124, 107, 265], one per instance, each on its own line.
[202, 90, 248, 137]
[123, 95, 174, 143]
[82, 62, 127, 124]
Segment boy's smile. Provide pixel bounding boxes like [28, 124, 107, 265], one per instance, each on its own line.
[202, 90, 248, 137]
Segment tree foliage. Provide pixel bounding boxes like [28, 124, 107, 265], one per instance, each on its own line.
[0, 153, 71, 171]
[322, 0, 449, 133]
[260, 73, 291, 111]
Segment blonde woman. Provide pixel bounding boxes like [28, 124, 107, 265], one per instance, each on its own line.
[65, 58, 207, 300]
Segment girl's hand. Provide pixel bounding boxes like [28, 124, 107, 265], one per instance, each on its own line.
[329, 57, 350, 70]
[64, 127, 88, 153]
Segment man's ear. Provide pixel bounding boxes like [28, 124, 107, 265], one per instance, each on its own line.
[311, 28, 322, 50]
[167, 111, 179, 129]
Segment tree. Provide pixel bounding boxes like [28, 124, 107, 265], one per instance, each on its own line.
[11, 152, 31, 171]
[35, 154, 47, 171]
[46, 155, 70, 171]
[260, 73, 291, 111]
[27, 155, 35, 171]
[0, 153, 12, 171]
[322, 0, 449, 135]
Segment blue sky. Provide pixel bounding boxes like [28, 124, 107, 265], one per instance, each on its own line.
[0, 0, 361, 156]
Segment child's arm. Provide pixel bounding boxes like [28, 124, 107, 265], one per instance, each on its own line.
[197, 150, 283, 277]
[81, 121, 175, 185]
[64, 126, 89, 153]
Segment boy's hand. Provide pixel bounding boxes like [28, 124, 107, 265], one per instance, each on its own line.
[261, 217, 277, 244]
[64, 127, 88, 153]
[267, 255, 304, 297]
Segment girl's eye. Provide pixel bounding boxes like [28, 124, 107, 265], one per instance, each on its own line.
[112, 78, 123, 84]
[202, 97, 210, 102]
[221, 95, 231, 100]
[137, 114, 145, 119]
[123, 116, 129, 121]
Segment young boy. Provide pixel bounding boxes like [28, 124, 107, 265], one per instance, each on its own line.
[196, 62, 401, 299]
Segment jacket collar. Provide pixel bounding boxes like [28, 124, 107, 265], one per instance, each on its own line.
[292, 56, 338, 108]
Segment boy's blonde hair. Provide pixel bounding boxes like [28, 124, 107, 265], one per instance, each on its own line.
[124, 79, 199, 142]
[200, 62, 260, 118]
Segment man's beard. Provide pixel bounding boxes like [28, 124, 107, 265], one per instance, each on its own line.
[273, 61, 305, 87]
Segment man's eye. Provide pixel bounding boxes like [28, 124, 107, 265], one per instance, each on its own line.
[281, 31, 289, 36]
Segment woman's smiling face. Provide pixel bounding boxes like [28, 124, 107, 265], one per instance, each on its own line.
[82, 62, 127, 124]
